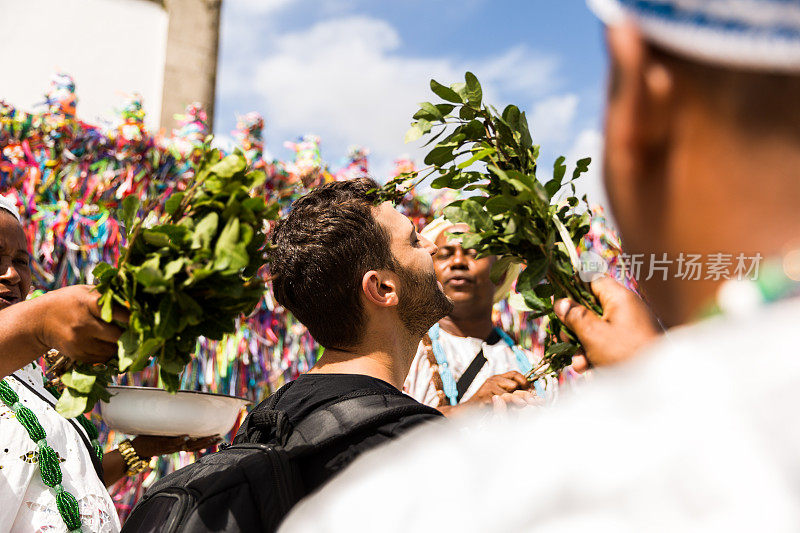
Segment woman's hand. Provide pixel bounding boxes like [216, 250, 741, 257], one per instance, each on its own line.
[130, 435, 222, 458]
[102, 434, 221, 487]
[35, 285, 129, 363]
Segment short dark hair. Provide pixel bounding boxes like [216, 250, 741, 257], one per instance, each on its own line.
[269, 178, 397, 348]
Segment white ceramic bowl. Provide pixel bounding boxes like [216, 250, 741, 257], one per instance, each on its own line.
[100, 386, 250, 437]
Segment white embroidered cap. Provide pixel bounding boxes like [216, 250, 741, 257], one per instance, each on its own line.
[588, 0, 800, 72]
[0, 196, 21, 224]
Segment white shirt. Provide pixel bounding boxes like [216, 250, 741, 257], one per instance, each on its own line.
[281, 298, 800, 532]
[404, 327, 556, 406]
[1, 363, 120, 533]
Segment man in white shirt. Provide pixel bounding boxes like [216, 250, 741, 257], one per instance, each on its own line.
[279, 0, 800, 530]
[404, 217, 550, 414]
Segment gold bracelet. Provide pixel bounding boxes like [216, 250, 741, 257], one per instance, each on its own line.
[117, 439, 149, 476]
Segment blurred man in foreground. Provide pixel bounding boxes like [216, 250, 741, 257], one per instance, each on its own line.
[281, 1, 800, 530]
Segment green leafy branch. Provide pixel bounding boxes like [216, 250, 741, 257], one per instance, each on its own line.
[379, 72, 601, 381]
[55, 147, 279, 417]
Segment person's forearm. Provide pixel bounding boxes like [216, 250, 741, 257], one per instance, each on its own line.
[436, 403, 477, 417]
[102, 450, 128, 487]
[0, 298, 47, 379]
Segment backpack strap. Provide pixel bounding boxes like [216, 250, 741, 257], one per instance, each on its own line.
[283, 392, 441, 456]
[233, 382, 296, 445]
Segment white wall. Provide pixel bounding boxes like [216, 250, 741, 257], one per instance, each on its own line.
[0, 0, 168, 130]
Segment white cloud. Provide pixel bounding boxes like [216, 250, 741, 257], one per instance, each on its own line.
[222, 15, 560, 179]
[565, 128, 612, 216]
[227, 0, 298, 15]
[530, 94, 579, 144]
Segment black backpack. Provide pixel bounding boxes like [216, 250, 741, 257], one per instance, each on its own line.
[121, 384, 439, 533]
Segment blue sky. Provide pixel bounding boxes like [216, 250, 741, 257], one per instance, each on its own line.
[215, 0, 610, 206]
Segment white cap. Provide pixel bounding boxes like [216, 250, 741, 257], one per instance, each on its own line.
[588, 0, 800, 72]
[0, 196, 21, 224]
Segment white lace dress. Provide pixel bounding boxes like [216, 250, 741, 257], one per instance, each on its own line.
[0, 363, 120, 533]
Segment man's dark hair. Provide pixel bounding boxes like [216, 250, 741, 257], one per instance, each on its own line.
[269, 178, 397, 348]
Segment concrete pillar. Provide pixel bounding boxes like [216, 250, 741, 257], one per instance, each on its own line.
[160, 0, 222, 131]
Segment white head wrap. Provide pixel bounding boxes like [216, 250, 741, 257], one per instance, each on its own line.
[421, 217, 521, 304]
[588, 0, 800, 73]
[0, 196, 21, 224]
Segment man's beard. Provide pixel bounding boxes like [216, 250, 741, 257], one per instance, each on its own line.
[396, 264, 454, 337]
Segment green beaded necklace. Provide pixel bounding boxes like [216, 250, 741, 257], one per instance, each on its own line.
[0, 378, 91, 533]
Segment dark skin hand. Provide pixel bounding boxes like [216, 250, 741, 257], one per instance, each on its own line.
[554, 275, 662, 372]
[0, 285, 129, 378]
[438, 371, 536, 416]
[102, 435, 221, 487]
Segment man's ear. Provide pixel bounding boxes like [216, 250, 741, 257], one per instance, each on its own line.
[361, 270, 399, 308]
[607, 23, 675, 163]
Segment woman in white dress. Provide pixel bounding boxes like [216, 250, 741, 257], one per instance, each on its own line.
[0, 198, 216, 532]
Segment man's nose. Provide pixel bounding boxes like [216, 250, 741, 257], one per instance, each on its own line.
[420, 235, 438, 256]
[0, 261, 21, 285]
[451, 246, 468, 267]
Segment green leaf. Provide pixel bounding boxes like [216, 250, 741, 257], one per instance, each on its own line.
[55, 388, 90, 418]
[456, 147, 495, 169]
[61, 371, 97, 394]
[485, 195, 515, 214]
[516, 258, 549, 292]
[460, 233, 483, 251]
[450, 82, 467, 99]
[142, 229, 171, 248]
[118, 328, 138, 372]
[208, 154, 246, 179]
[164, 192, 186, 216]
[519, 289, 549, 314]
[430, 171, 456, 189]
[546, 155, 567, 198]
[518, 110, 533, 149]
[404, 122, 424, 144]
[459, 106, 476, 120]
[120, 195, 140, 233]
[155, 297, 179, 339]
[464, 199, 493, 230]
[546, 342, 579, 357]
[424, 144, 456, 166]
[99, 292, 113, 322]
[92, 263, 117, 284]
[490, 256, 516, 285]
[464, 71, 482, 107]
[418, 102, 444, 121]
[192, 212, 219, 250]
[163, 258, 186, 279]
[159, 367, 181, 393]
[430, 79, 463, 103]
[214, 218, 244, 271]
[573, 157, 591, 180]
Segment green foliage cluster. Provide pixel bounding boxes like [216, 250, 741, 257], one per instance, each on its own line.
[381, 72, 603, 381]
[55, 149, 278, 417]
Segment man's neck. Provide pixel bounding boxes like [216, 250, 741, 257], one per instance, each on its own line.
[659, 120, 800, 326]
[308, 332, 419, 390]
[437, 314, 494, 341]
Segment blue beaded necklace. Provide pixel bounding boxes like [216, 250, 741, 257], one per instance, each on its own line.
[428, 323, 545, 405]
